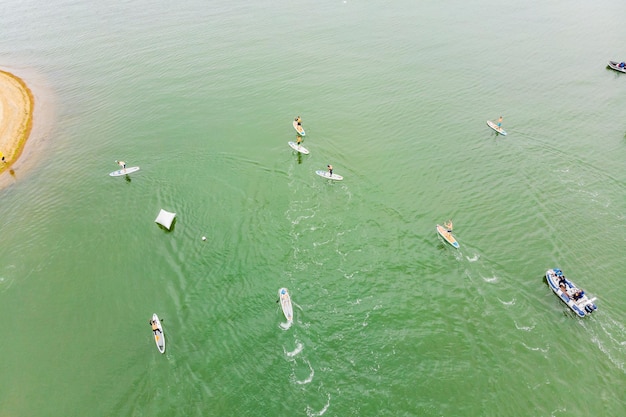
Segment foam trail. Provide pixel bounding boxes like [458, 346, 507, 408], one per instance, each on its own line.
[498, 297, 516, 305]
[306, 393, 331, 417]
[514, 321, 535, 331]
[482, 275, 498, 283]
[295, 360, 314, 385]
[521, 342, 548, 353]
[285, 342, 303, 357]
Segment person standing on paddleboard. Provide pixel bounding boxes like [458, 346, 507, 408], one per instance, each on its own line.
[496, 116, 503, 128]
[327, 164, 333, 176]
[149, 318, 161, 334]
[444, 220, 453, 233]
[296, 134, 303, 146]
[115, 160, 126, 170]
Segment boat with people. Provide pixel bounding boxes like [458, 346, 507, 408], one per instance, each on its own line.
[545, 268, 597, 317]
[607, 60, 626, 73]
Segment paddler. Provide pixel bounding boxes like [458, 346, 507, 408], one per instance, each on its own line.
[149, 318, 161, 335]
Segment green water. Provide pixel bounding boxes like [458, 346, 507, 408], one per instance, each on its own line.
[1, 0, 626, 415]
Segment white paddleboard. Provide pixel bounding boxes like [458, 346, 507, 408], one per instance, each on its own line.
[486, 120, 507, 136]
[288, 141, 309, 154]
[436, 224, 460, 248]
[150, 313, 165, 354]
[293, 120, 305, 136]
[109, 166, 140, 177]
[315, 170, 343, 181]
[278, 288, 293, 322]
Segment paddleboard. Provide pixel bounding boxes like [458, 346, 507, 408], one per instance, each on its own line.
[109, 166, 140, 177]
[150, 313, 165, 353]
[315, 170, 343, 181]
[486, 120, 507, 136]
[278, 288, 293, 322]
[436, 224, 460, 248]
[288, 141, 310, 154]
[293, 120, 305, 136]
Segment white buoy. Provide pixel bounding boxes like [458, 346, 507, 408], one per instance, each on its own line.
[202, 236, 207, 241]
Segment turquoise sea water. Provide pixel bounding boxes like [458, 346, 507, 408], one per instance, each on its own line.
[1, 1, 626, 416]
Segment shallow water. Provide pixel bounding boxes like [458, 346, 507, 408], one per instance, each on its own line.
[1, 0, 625, 415]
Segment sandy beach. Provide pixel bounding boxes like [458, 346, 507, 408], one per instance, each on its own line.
[0, 69, 34, 175]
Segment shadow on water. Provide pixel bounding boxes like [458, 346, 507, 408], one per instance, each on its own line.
[297, 151, 302, 165]
[156, 218, 176, 232]
[125, 174, 131, 183]
[606, 64, 626, 77]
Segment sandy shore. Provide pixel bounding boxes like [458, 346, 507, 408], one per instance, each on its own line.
[0, 69, 34, 175]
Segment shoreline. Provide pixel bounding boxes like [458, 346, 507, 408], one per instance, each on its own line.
[0, 69, 34, 175]
[0, 66, 54, 191]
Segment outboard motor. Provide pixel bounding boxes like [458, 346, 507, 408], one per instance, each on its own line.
[585, 305, 593, 313]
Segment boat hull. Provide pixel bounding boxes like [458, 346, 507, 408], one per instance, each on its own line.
[607, 61, 626, 73]
[545, 269, 597, 317]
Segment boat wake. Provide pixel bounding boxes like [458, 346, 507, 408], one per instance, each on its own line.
[521, 341, 548, 353]
[285, 342, 304, 357]
[466, 254, 479, 262]
[514, 321, 535, 331]
[293, 358, 315, 385]
[306, 393, 331, 417]
[481, 275, 499, 283]
[288, 208, 316, 226]
[585, 316, 626, 374]
[279, 320, 293, 330]
[498, 297, 516, 305]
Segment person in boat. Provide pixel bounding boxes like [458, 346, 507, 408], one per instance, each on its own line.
[149, 319, 161, 334]
[572, 290, 584, 301]
[619, 62, 626, 68]
[496, 116, 503, 128]
[115, 160, 126, 169]
[444, 220, 453, 233]
[327, 164, 333, 176]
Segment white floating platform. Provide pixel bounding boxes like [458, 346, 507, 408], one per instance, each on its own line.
[155, 209, 176, 230]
